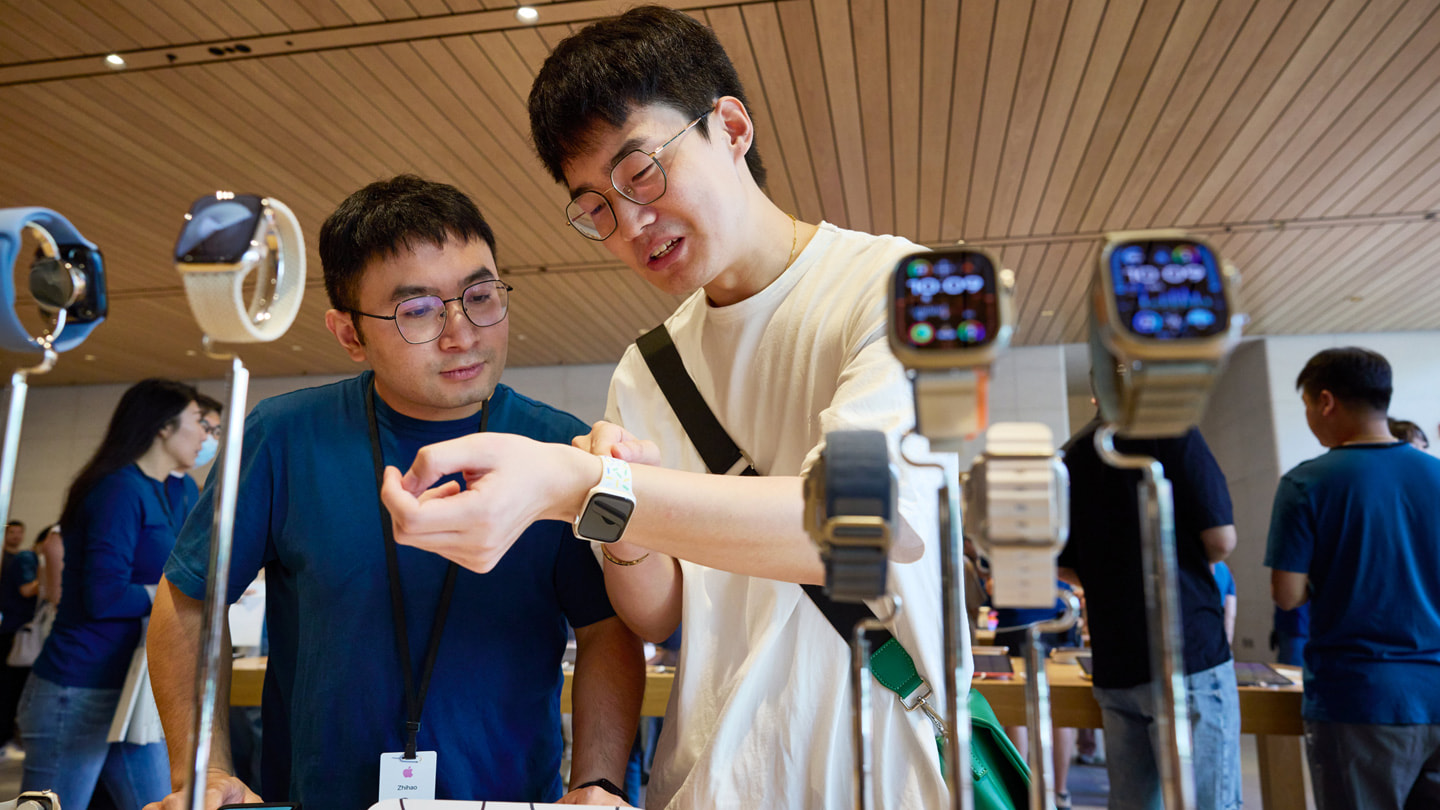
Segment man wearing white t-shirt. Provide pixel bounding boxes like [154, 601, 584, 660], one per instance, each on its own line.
[380, 6, 961, 807]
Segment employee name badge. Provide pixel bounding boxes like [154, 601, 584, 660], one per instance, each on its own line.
[379, 751, 437, 800]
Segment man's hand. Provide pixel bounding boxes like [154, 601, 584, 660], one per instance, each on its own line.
[556, 784, 634, 807]
[381, 433, 599, 573]
[143, 768, 260, 810]
[573, 420, 661, 466]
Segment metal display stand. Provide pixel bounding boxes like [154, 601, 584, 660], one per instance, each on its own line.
[172, 194, 304, 810]
[0, 324, 60, 534]
[185, 344, 249, 810]
[901, 439, 973, 810]
[1019, 591, 1080, 810]
[1093, 424, 1196, 810]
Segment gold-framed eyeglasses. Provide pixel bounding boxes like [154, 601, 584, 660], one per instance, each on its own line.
[565, 108, 711, 241]
[348, 279, 514, 344]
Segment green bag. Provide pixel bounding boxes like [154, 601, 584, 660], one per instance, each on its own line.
[967, 689, 1031, 810]
[869, 640, 1030, 808]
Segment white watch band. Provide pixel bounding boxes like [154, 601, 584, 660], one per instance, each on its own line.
[970, 423, 1068, 608]
[911, 368, 986, 452]
[179, 197, 305, 343]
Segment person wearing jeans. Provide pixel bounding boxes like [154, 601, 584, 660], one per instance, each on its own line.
[1059, 419, 1242, 810]
[19, 379, 208, 810]
[1092, 660, 1241, 809]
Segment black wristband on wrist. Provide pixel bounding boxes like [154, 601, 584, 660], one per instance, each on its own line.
[575, 777, 630, 805]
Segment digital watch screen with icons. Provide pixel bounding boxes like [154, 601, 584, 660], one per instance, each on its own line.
[1109, 238, 1229, 340]
[174, 194, 265, 264]
[892, 249, 1000, 350]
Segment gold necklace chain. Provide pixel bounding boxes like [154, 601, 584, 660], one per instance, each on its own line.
[786, 213, 798, 267]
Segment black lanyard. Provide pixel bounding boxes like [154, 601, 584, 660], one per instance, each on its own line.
[365, 380, 488, 759]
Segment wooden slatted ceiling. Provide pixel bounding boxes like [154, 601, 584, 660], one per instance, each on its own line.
[1, 0, 1439, 387]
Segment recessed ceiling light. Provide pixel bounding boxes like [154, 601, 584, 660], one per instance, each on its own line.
[515, 6, 539, 23]
[1040, 310, 1055, 317]
[104, 53, 126, 69]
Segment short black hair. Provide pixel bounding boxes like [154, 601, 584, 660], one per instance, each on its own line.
[319, 175, 497, 312]
[528, 5, 767, 190]
[5, 520, 21, 529]
[1388, 418, 1429, 447]
[195, 393, 223, 416]
[1296, 347, 1392, 413]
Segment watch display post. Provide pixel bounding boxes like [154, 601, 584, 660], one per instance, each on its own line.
[803, 429, 900, 810]
[1087, 229, 1243, 810]
[888, 245, 1019, 810]
[172, 192, 306, 810]
[0, 208, 107, 543]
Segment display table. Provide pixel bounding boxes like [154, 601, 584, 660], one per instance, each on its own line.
[232, 656, 1307, 808]
[230, 657, 675, 718]
[972, 659, 1308, 810]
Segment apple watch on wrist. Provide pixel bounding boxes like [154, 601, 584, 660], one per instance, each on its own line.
[888, 246, 1015, 452]
[962, 422, 1069, 607]
[574, 456, 636, 544]
[0, 207, 107, 353]
[174, 192, 305, 344]
[1089, 229, 1241, 438]
[803, 430, 896, 603]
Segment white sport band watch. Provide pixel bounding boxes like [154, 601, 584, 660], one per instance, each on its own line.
[174, 193, 305, 344]
[574, 456, 636, 544]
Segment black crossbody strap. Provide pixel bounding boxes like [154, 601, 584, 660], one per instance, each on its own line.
[636, 325, 757, 477]
[635, 324, 891, 649]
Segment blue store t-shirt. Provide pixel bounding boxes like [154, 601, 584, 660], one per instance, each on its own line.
[1212, 561, 1235, 603]
[165, 373, 615, 810]
[1265, 441, 1440, 724]
[0, 549, 38, 635]
[37, 464, 185, 688]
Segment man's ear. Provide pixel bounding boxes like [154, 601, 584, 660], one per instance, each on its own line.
[325, 309, 368, 363]
[713, 96, 755, 163]
[1316, 389, 1339, 416]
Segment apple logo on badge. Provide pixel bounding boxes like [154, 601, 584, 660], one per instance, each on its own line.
[403, 766, 414, 778]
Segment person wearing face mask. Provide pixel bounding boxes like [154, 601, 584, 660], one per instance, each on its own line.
[18, 378, 206, 810]
[167, 394, 223, 520]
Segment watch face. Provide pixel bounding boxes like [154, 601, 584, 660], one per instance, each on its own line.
[30, 245, 105, 324]
[892, 249, 1000, 350]
[175, 194, 265, 264]
[1109, 238, 1228, 339]
[577, 493, 635, 543]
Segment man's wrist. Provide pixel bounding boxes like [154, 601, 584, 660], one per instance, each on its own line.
[574, 777, 629, 804]
[555, 445, 605, 523]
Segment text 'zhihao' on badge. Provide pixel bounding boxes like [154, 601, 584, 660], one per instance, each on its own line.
[379, 751, 437, 800]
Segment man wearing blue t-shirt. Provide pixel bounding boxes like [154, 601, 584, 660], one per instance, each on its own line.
[1266, 347, 1440, 810]
[146, 176, 644, 810]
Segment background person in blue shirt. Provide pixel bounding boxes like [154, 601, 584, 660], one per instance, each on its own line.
[146, 175, 644, 810]
[1267, 347, 1440, 810]
[1210, 561, 1236, 645]
[0, 519, 39, 758]
[19, 378, 208, 810]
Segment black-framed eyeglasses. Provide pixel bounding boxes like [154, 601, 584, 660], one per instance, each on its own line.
[348, 279, 514, 344]
[565, 108, 711, 241]
[199, 419, 222, 438]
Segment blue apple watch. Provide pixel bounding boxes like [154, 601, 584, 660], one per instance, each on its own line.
[0, 207, 106, 353]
